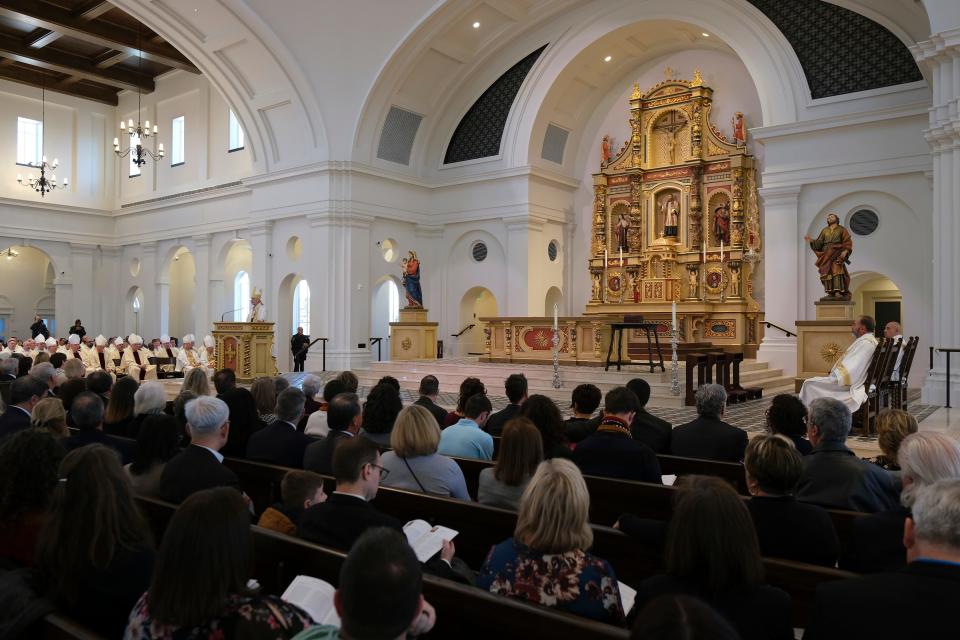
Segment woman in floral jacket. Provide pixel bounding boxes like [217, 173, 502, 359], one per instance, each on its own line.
[125, 487, 313, 639]
[477, 459, 625, 625]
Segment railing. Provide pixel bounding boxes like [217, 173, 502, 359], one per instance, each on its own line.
[932, 347, 960, 408]
[369, 337, 383, 362]
[763, 321, 797, 338]
[451, 323, 476, 337]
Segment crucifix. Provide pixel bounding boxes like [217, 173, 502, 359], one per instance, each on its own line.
[653, 111, 686, 164]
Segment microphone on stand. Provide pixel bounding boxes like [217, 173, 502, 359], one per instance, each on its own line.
[221, 308, 244, 321]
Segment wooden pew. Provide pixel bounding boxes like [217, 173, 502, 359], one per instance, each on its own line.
[37, 614, 106, 640]
[135, 496, 630, 639]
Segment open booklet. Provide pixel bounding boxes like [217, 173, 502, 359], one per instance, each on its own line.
[618, 581, 637, 614]
[281, 575, 341, 626]
[403, 519, 459, 563]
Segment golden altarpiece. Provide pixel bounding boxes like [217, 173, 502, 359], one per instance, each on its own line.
[481, 73, 765, 365]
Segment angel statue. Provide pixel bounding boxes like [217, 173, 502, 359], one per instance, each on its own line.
[247, 287, 265, 322]
[401, 251, 423, 308]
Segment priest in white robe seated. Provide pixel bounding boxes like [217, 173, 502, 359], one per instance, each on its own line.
[45, 337, 60, 356]
[121, 334, 158, 381]
[0, 338, 23, 357]
[175, 334, 203, 375]
[83, 335, 115, 374]
[22, 337, 38, 359]
[153, 334, 180, 375]
[64, 334, 84, 361]
[800, 315, 878, 411]
[106, 337, 123, 366]
[200, 335, 217, 373]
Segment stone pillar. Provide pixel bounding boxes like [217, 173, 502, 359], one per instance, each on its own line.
[248, 222, 274, 321]
[914, 32, 960, 404]
[755, 185, 802, 376]
[503, 216, 536, 315]
[139, 242, 159, 339]
[193, 234, 212, 337]
[69, 244, 95, 331]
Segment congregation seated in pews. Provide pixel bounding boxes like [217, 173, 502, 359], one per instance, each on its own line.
[1, 355, 959, 639]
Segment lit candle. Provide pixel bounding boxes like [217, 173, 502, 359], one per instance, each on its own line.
[128, 119, 133, 128]
[720, 240, 724, 262]
[553, 304, 558, 331]
[120, 121, 126, 130]
[604, 249, 608, 270]
[619, 246, 623, 265]
[145, 120, 150, 130]
[671, 300, 677, 332]
[702, 241, 706, 263]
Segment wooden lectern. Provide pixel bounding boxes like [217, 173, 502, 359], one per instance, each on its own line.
[212, 322, 279, 383]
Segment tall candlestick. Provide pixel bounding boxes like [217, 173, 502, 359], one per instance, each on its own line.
[619, 247, 623, 266]
[702, 241, 706, 263]
[553, 304, 558, 331]
[604, 249, 608, 269]
[671, 300, 677, 331]
[720, 240, 724, 262]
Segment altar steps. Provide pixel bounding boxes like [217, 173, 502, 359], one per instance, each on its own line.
[355, 358, 793, 409]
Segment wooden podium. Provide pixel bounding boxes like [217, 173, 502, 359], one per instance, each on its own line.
[794, 301, 855, 392]
[390, 308, 438, 360]
[212, 322, 279, 383]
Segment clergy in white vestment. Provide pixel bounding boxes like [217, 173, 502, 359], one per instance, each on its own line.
[247, 287, 265, 322]
[106, 337, 124, 368]
[200, 335, 217, 372]
[22, 338, 37, 359]
[45, 337, 60, 356]
[121, 334, 158, 381]
[64, 334, 84, 361]
[883, 321, 905, 381]
[0, 338, 24, 357]
[799, 316, 879, 411]
[83, 335, 114, 373]
[153, 334, 179, 375]
[175, 334, 204, 374]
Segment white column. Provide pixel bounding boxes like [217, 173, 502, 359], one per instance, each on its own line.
[248, 221, 274, 320]
[193, 234, 212, 335]
[755, 185, 802, 376]
[140, 242, 160, 339]
[915, 32, 960, 404]
[503, 216, 539, 316]
[306, 213, 335, 372]
[69, 244, 95, 331]
[53, 277, 72, 338]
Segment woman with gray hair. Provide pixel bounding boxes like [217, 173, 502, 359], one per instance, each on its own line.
[841, 431, 960, 573]
[131, 381, 168, 439]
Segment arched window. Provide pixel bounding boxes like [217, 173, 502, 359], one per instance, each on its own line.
[234, 271, 250, 321]
[388, 280, 400, 323]
[293, 280, 311, 334]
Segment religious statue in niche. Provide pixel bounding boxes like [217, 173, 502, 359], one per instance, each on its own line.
[658, 191, 680, 237]
[731, 111, 746, 146]
[601, 135, 613, 165]
[713, 200, 731, 245]
[401, 251, 423, 308]
[688, 268, 699, 298]
[247, 287, 265, 322]
[615, 212, 630, 251]
[805, 213, 853, 301]
[653, 111, 687, 165]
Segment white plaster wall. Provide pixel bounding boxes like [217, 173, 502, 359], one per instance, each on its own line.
[0, 246, 54, 339]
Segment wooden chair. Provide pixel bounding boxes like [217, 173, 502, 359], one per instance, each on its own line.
[684, 352, 709, 406]
[853, 337, 888, 435]
[886, 336, 918, 410]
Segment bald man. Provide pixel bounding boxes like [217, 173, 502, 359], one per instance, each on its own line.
[884, 321, 905, 381]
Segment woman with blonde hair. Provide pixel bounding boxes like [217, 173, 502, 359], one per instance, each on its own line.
[379, 404, 470, 500]
[249, 377, 277, 425]
[478, 417, 543, 509]
[31, 397, 68, 439]
[478, 459, 625, 624]
[871, 409, 919, 472]
[181, 367, 211, 398]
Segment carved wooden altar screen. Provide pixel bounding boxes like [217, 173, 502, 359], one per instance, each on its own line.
[586, 73, 764, 353]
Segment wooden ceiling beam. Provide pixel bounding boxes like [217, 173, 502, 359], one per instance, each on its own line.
[26, 2, 116, 50]
[0, 0, 199, 73]
[0, 32, 154, 92]
[0, 64, 117, 104]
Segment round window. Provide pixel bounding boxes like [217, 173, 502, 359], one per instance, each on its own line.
[849, 209, 879, 236]
[548, 240, 559, 262]
[471, 241, 488, 262]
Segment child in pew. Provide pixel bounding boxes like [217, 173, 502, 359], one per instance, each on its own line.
[257, 469, 328, 536]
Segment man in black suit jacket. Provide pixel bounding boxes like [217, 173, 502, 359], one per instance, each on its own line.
[563, 383, 602, 443]
[219, 385, 264, 458]
[573, 386, 661, 483]
[246, 387, 313, 467]
[63, 392, 134, 464]
[299, 436, 401, 548]
[413, 375, 449, 428]
[670, 384, 747, 462]
[804, 479, 960, 639]
[0, 356, 18, 381]
[484, 374, 527, 436]
[626, 378, 672, 454]
[160, 396, 242, 503]
[303, 392, 362, 474]
[796, 397, 898, 513]
[0, 375, 46, 441]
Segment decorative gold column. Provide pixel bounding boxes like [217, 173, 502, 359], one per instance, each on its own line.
[688, 166, 703, 246]
[628, 174, 643, 252]
[730, 162, 746, 248]
[592, 175, 608, 256]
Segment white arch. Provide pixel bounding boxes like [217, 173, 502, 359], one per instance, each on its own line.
[110, 0, 328, 173]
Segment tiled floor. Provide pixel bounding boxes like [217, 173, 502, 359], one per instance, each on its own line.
[285, 372, 937, 453]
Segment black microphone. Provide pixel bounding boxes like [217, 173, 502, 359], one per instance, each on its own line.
[221, 307, 244, 321]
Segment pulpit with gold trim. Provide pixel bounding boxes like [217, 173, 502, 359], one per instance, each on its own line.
[212, 322, 279, 383]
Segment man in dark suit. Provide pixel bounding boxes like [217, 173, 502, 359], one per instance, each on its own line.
[796, 397, 899, 513]
[63, 392, 134, 464]
[299, 436, 401, 548]
[413, 375, 448, 428]
[563, 383, 602, 443]
[303, 392, 362, 474]
[484, 373, 527, 436]
[804, 479, 960, 639]
[0, 356, 18, 381]
[0, 375, 46, 441]
[246, 387, 313, 468]
[219, 385, 264, 458]
[670, 384, 747, 462]
[572, 386, 661, 483]
[626, 378, 672, 453]
[291, 327, 310, 373]
[160, 396, 242, 503]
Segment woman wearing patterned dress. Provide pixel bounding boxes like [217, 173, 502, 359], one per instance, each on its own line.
[477, 459, 625, 624]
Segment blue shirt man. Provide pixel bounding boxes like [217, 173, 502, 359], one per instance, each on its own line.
[438, 393, 494, 461]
